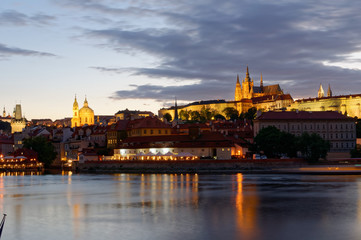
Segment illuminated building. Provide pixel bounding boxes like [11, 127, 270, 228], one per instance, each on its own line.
[71, 96, 95, 128]
[158, 67, 293, 120]
[11, 104, 26, 133]
[254, 111, 356, 159]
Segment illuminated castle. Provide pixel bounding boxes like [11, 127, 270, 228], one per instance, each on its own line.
[159, 67, 293, 120]
[71, 96, 94, 128]
[235, 66, 284, 101]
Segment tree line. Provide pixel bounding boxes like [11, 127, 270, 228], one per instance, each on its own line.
[252, 126, 330, 162]
[163, 107, 258, 122]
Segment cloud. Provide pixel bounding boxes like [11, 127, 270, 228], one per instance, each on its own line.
[82, 0, 361, 101]
[0, 43, 57, 58]
[0, 10, 55, 26]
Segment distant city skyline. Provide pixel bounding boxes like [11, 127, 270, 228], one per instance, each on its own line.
[1, 1, 361, 120]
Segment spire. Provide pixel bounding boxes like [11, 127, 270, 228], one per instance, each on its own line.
[73, 95, 78, 108]
[237, 74, 240, 84]
[245, 66, 250, 82]
[318, 83, 324, 98]
[260, 73, 264, 92]
[327, 84, 332, 97]
[174, 97, 179, 121]
[84, 95, 89, 107]
[3, 107, 5, 118]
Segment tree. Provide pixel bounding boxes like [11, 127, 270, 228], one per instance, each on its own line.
[253, 126, 298, 158]
[163, 113, 172, 122]
[298, 132, 330, 163]
[214, 114, 226, 120]
[0, 121, 11, 133]
[23, 136, 57, 168]
[200, 106, 215, 122]
[179, 109, 191, 121]
[190, 111, 201, 121]
[253, 126, 283, 158]
[244, 107, 258, 120]
[223, 107, 239, 120]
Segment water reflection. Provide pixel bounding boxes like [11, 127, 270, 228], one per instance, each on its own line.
[1, 174, 361, 240]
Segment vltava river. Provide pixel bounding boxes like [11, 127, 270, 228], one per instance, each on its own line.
[1, 172, 361, 240]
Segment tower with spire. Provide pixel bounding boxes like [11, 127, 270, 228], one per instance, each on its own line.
[235, 75, 242, 101]
[71, 95, 80, 128]
[242, 66, 254, 99]
[11, 104, 26, 133]
[318, 84, 325, 98]
[327, 84, 332, 97]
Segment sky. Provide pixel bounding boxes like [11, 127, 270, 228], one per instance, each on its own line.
[1, 0, 361, 120]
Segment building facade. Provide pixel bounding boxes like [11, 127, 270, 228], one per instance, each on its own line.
[254, 111, 356, 159]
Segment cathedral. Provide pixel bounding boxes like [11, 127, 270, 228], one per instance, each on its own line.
[158, 67, 293, 120]
[71, 96, 95, 128]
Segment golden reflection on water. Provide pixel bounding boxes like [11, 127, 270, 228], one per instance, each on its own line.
[235, 173, 259, 240]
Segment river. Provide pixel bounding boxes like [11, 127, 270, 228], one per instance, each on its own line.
[1, 172, 361, 240]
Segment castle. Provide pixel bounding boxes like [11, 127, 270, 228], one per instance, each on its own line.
[158, 67, 293, 120]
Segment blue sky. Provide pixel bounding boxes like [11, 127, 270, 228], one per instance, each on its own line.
[1, 0, 361, 120]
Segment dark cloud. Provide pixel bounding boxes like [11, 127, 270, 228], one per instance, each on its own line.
[81, 0, 361, 102]
[0, 10, 55, 26]
[0, 43, 57, 58]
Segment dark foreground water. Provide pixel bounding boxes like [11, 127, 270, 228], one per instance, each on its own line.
[1, 172, 361, 240]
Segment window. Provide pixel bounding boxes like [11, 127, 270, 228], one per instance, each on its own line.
[144, 130, 146, 134]
[158, 130, 161, 134]
[150, 130, 153, 134]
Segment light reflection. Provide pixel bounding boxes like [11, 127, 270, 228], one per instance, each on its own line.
[235, 173, 259, 240]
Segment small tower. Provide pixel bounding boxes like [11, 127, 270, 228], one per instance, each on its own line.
[235, 75, 242, 101]
[318, 84, 324, 98]
[71, 95, 80, 128]
[174, 97, 179, 122]
[2, 107, 5, 118]
[260, 73, 264, 93]
[327, 84, 332, 97]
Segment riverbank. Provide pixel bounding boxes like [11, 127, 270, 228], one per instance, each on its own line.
[79, 159, 307, 174]
[78, 159, 361, 174]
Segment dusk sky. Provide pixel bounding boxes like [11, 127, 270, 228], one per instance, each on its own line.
[1, 0, 361, 120]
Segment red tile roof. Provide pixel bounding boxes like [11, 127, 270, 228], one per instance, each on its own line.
[127, 117, 171, 129]
[256, 111, 353, 120]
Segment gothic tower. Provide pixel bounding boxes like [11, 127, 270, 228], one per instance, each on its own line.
[318, 84, 324, 98]
[327, 84, 332, 97]
[235, 75, 242, 101]
[242, 66, 254, 99]
[11, 104, 26, 133]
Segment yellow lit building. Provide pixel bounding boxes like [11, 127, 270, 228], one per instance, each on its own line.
[71, 96, 95, 128]
[158, 67, 293, 120]
[290, 84, 361, 118]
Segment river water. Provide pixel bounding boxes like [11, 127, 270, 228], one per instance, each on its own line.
[1, 172, 361, 240]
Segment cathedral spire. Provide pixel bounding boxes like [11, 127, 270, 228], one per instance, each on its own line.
[245, 66, 250, 82]
[318, 83, 324, 98]
[260, 73, 264, 92]
[174, 97, 179, 121]
[327, 84, 332, 97]
[237, 74, 240, 84]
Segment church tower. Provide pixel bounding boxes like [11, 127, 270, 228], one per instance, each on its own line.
[260, 73, 264, 93]
[235, 75, 242, 101]
[3, 107, 5, 118]
[242, 66, 254, 99]
[71, 95, 80, 128]
[327, 84, 332, 97]
[318, 84, 324, 98]
[11, 104, 26, 133]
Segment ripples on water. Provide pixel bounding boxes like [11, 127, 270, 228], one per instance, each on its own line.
[1, 172, 361, 240]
